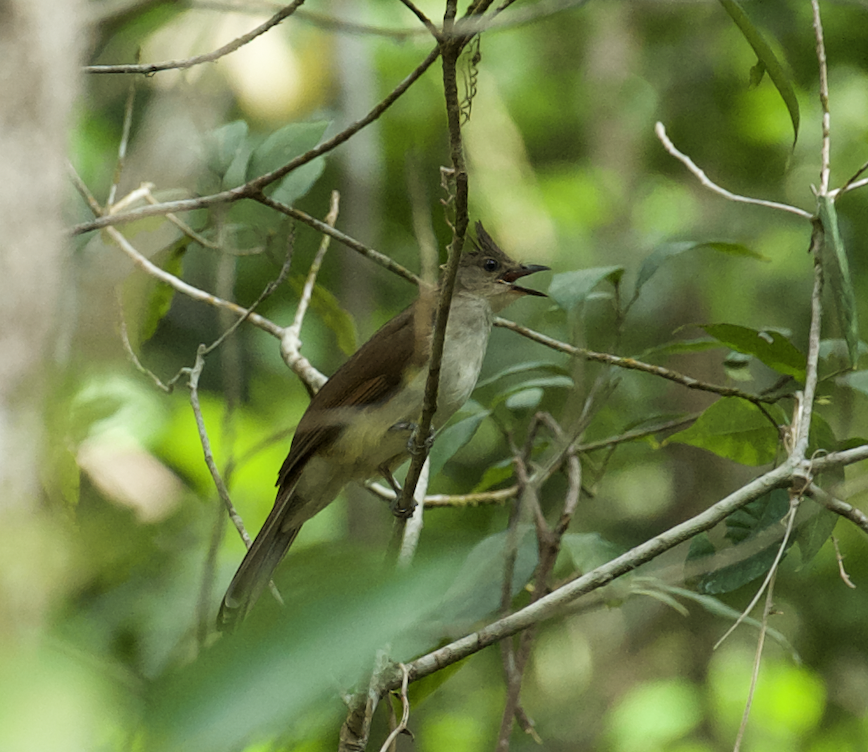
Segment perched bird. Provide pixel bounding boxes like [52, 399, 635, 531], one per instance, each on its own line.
[218, 221, 548, 630]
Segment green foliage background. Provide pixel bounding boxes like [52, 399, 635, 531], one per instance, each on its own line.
[17, 1, 868, 751]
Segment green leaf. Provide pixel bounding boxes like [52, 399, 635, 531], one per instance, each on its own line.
[504, 387, 544, 412]
[718, 0, 800, 145]
[819, 197, 860, 366]
[839, 369, 868, 398]
[476, 360, 569, 389]
[205, 120, 249, 177]
[548, 266, 624, 311]
[435, 528, 539, 626]
[561, 532, 623, 573]
[687, 489, 793, 594]
[472, 460, 514, 493]
[270, 158, 326, 207]
[122, 239, 187, 350]
[430, 406, 490, 478]
[700, 323, 805, 381]
[641, 337, 720, 359]
[289, 277, 358, 356]
[246, 121, 329, 184]
[634, 241, 768, 297]
[667, 399, 783, 466]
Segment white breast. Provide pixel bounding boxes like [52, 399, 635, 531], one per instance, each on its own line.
[435, 293, 493, 423]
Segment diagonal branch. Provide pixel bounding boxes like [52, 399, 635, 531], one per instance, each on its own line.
[85, 0, 308, 75]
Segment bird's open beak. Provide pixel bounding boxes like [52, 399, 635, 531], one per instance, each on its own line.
[500, 264, 549, 297]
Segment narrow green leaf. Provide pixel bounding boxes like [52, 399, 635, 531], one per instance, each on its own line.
[819, 196, 860, 366]
[718, 0, 800, 145]
[289, 278, 357, 356]
[205, 120, 249, 177]
[667, 399, 783, 466]
[429, 407, 490, 478]
[504, 387, 544, 412]
[548, 266, 624, 311]
[635, 241, 767, 297]
[701, 323, 806, 381]
[476, 361, 568, 389]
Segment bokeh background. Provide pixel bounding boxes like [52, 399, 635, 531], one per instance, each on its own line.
[6, 1, 868, 750]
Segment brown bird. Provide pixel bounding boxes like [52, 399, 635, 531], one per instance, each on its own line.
[218, 222, 548, 630]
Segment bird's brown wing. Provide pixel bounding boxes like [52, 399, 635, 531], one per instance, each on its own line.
[276, 301, 430, 490]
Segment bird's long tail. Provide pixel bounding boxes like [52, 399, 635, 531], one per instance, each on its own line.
[217, 507, 302, 633]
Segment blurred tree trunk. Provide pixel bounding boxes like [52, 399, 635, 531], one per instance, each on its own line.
[0, 0, 82, 510]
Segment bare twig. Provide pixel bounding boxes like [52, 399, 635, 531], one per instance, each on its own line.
[732, 568, 777, 752]
[279, 191, 340, 393]
[832, 536, 857, 588]
[806, 482, 868, 537]
[84, 0, 307, 75]
[107, 76, 137, 206]
[812, 0, 831, 195]
[655, 122, 813, 220]
[377, 664, 411, 752]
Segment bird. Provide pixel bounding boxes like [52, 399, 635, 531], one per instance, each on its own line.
[217, 221, 548, 630]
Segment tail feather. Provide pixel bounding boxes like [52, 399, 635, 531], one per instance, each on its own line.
[217, 518, 301, 633]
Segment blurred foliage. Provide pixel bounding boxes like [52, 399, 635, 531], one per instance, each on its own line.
[12, 0, 868, 751]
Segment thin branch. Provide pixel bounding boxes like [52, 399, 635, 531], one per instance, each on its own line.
[494, 317, 786, 405]
[107, 76, 137, 206]
[279, 191, 340, 393]
[655, 122, 813, 220]
[399, 0, 442, 39]
[84, 0, 308, 75]
[812, 0, 832, 196]
[791, 222, 825, 460]
[832, 536, 857, 588]
[806, 482, 868, 537]
[395, 14, 472, 517]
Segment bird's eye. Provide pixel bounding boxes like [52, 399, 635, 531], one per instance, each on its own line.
[483, 258, 500, 272]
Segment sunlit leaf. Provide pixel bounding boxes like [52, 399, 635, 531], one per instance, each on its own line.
[701, 323, 805, 381]
[667, 399, 784, 466]
[718, 0, 800, 145]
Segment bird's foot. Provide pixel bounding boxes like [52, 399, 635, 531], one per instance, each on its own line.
[389, 421, 435, 455]
[378, 464, 417, 518]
